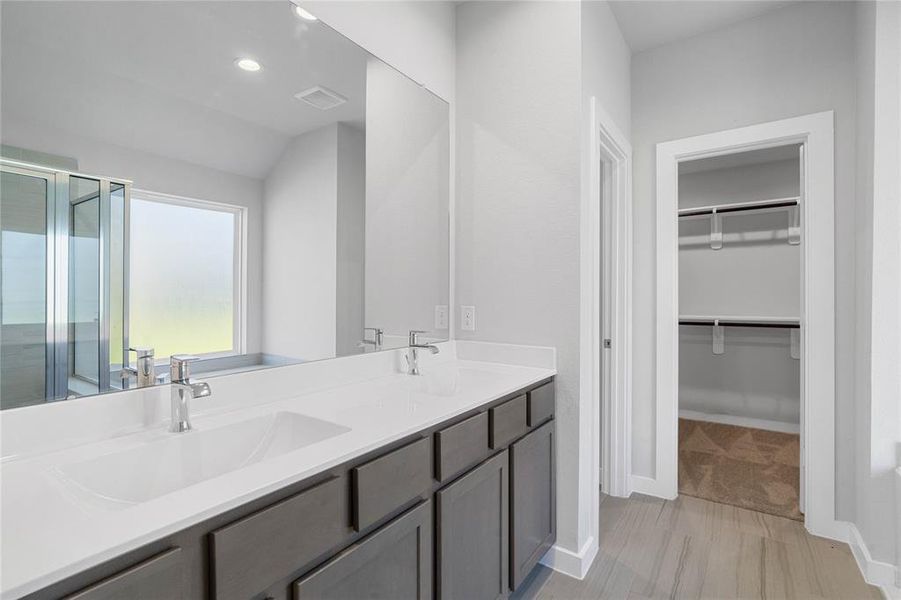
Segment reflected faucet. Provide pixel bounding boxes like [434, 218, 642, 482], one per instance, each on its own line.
[121, 347, 156, 388]
[359, 327, 384, 351]
[407, 330, 439, 376]
[169, 355, 211, 433]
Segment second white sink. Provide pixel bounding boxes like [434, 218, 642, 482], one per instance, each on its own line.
[57, 412, 351, 505]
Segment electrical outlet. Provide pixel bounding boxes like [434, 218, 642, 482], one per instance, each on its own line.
[461, 305, 475, 331]
[434, 305, 448, 330]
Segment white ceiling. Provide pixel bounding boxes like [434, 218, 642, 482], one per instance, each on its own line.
[0, 1, 370, 179]
[609, 1, 798, 53]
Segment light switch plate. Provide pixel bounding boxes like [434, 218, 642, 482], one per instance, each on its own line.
[434, 305, 448, 330]
[461, 305, 475, 331]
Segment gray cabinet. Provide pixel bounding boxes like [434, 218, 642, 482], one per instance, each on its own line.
[209, 476, 347, 600]
[64, 548, 183, 600]
[435, 412, 490, 482]
[509, 420, 555, 590]
[436, 451, 508, 600]
[489, 396, 527, 449]
[352, 437, 432, 531]
[32, 377, 556, 600]
[293, 500, 432, 599]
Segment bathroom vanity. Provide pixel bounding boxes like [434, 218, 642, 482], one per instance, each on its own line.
[1, 348, 556, 600]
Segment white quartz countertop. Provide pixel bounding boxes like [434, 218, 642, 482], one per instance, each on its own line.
[0, 356, 555, 598]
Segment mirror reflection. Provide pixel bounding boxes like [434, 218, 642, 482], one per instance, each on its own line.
[0, 1, 450, 409]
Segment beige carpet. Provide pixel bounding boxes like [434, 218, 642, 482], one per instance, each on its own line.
[678, 418, 802, 521]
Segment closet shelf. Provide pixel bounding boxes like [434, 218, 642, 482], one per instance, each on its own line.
[679, 315, 800, 329]
[677, 196, 800, 218]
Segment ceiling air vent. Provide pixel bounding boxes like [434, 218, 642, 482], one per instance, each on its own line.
[294, 86, 347, 110]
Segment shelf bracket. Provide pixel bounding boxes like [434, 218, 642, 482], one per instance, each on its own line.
[710, 209, 723, 250]
[788, 205, 800, 245]
[712, 319, 725, 355]
[790, 328, 801, 359]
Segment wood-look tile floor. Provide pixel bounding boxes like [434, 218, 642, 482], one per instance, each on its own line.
[513, 493, 881, 600]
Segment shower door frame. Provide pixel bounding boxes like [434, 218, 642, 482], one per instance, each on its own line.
[0, 159, 130, 401]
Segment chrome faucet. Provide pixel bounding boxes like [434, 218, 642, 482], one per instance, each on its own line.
[360, 327, 384, 350]
[169, 355, 211, 433]
[407, 330, 439, 376]
[121, 347, 156, 388]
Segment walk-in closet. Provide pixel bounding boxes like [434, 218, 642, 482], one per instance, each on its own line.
[677, 145, 803, 520]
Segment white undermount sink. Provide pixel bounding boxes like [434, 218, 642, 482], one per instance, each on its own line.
[56, 412, 351, 505]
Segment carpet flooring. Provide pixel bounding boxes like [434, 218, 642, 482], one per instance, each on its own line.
[678, 418, 802, 521]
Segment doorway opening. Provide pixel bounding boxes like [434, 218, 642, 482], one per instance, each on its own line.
[654, 112, 843, 540]
[676, 144, 803, 520]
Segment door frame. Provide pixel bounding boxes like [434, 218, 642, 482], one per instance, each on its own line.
[653, 111, 842, 540]
[586, 97, 632, 503]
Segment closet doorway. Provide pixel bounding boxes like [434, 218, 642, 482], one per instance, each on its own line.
[654, 112, 842, 540]
[676, 145, 803, 520]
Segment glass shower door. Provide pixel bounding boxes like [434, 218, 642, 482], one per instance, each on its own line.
[0, 167, 53, 409]
[1, 162, 129, 408]
[68, 176, 101, 395]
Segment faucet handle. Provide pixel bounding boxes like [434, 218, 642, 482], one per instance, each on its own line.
[128, 346, 154, 359]
[408, 330, 429, 345]
[170, 354, 199, 383]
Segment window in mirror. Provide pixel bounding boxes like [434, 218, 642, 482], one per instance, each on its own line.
[128, 192, 243, 361]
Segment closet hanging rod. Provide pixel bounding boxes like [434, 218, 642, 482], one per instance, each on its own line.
[677, 196, 800, 218]
[678, 315, 800, 329]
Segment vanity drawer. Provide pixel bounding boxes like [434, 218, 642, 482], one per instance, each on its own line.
[65, 547, 183, 600]
[435, 411, 490, 482]
[209, 476, 346, 600]
[527, 382, 555, 426]
[352, 437, 431, 531]
[489, 395, 527, 449]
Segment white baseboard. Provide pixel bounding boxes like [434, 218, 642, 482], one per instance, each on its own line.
[630, 474, 675, 499]
[847, 522, 901, 599]
[679, 409, 800, 434]
[540, 536, 598, 580]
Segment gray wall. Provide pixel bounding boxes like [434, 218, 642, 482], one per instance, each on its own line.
[336, 125, 366, 357]
[631, 1, 858, 520]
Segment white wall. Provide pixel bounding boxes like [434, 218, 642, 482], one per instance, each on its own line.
[298, 0, 455, 103]
[263, 125, 340, 360]
[456, 0, 631, 567]
[679, 159, 800, 428]
[364, 58, 450, 339]
[630, 1, 858, 521]
[0, 118, 265, 354]
[456, 0, 582, 554]
[854, 0, 901, 570]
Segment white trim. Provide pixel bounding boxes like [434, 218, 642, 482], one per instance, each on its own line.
[130, 188, 248, 360]
[540, 536, 599, 580]
[848, 522, 901, 599]
[653, 111, 839, 539]
[586, 98, 633, 501]
[630, 474, 673, 499]
[678, 409, 800, 434]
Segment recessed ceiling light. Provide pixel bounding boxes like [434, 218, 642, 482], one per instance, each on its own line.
[293, 5, 318, 21]
[234, 58, 262, 72]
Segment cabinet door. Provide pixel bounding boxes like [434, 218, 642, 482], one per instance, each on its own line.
[510, 420, 555, 590]
[436, 451, 508, 600]
[293, 500, 432, 600]
[64, 548, 182, 600]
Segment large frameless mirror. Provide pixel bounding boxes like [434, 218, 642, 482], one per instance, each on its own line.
[0, 1, 450, 409]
